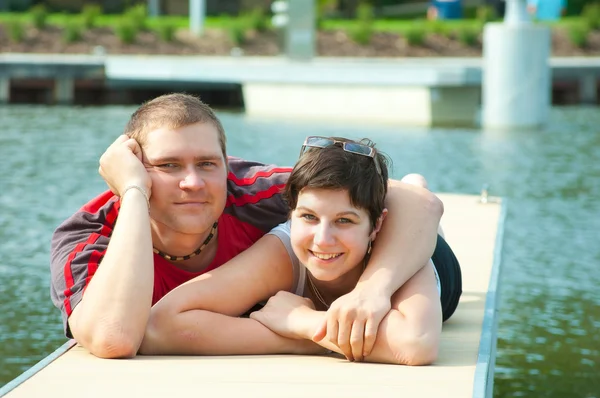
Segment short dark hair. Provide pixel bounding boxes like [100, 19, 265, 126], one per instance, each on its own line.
[283, 137, 390, 230]
[124, 93, 227, 160]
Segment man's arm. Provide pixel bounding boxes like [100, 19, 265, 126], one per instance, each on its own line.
[360, 180, 442, 303]
[139, 234, 318, 355]
[67, 135, 154, 359]
[316, 179, 443, 361]
[68, 188, 153, 359]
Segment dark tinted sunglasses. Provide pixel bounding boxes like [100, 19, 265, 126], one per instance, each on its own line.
[299, 136, 382, 176]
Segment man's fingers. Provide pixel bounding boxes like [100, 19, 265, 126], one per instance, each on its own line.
[350, 320, 365, 362]
[325, 317, 340, 353]
[336, 321, 354, 362]
[363, 318, 379, 357]
[124, 138, 143, 160]
[312, 318, 327, 342]
[248, 311, 262, 323]
[114, 134, 129, 144]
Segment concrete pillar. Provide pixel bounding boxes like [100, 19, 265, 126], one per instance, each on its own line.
[430, 87, 479, 127]
[482, 0, 551, 130]
[272, 0, 315, 60]
[190, 0, 205, 36]
[0, 78, 9, 104]
[579, 73, 598, 105]
[285, 0, 315, 60]
[54, 78, 74, 104]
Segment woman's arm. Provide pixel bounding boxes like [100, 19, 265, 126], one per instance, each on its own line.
[139, 234, 312, 355]
[258, 262, 442, 365]
[362, 261, 442, 365]
[140, 309, 324, 356]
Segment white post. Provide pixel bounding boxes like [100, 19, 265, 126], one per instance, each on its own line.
[482, 0, 551, 130]
[286, 0, 315, 60]
[54, 78, 74, 104]
[579, 73, 598, 104]
[271, 0, 315, 60]
[148, 0, 160, 17]
[190, 0, 205, 36]
[0, 78, 9, 104]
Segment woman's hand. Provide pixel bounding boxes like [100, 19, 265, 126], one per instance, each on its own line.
[250, 291, 320, 340]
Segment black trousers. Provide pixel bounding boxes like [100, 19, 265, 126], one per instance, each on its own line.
[431, 234, 463, 322]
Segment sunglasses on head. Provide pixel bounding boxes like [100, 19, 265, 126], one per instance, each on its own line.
[299, 136, 382, 177]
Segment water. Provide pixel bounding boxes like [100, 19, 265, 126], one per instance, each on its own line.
[0, 105, 599, 397]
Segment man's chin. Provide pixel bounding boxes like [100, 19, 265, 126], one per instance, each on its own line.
[176, 220, 216, 235]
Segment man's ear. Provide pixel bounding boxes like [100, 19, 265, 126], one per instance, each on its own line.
[370, 208, 388, 240]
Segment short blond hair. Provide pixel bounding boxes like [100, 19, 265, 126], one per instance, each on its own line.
[124, 93, 227, 159]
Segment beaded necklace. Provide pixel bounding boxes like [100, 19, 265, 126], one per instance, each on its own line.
[153, 222, 218, 261]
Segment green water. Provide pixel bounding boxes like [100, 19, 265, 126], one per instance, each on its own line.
[0, 105, 599, 397]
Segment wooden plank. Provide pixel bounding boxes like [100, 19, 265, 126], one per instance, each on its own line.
[2, 193, 504, 398]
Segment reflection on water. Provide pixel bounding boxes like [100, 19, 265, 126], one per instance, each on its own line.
[0, 105, 599, 397]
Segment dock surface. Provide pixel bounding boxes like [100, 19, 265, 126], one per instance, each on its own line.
[1, 193, 505, 398]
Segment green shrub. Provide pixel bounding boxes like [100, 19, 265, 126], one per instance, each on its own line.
[427, 20, 447, 35]
[356, 1, 374, 21]
[115, 17, 138, 44]
[567, 22, 590, 48]
[349, 23, 373, 45]
[30, 4, 48, 29]
[349, 2, 374, 45]
[404, 25, 427, 46]
[81, 4, 102, 29]
[228, 20, 247, 46]
[155, 22, 176, 42]
[63, 20, 83, 43]
[457, 25, 480, 46]
[582, 3, 600, 29]
[125, 4, 147, 31]
[245, 7, 268, 32]
[476, 5, 496, 23]
[316, 0, 338, 30]
[6, 20, 25, 42]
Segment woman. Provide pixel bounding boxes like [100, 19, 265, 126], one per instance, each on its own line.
[250, 136, 462, 365]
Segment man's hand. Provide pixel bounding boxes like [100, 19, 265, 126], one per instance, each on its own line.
[312, 285, 391, 362]
[250, 291, 318, 340]
[99, 134, 151, 197]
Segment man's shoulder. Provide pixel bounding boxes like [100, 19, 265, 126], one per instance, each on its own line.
[79, 190, 120, 215]
[225, 156, 292, 202]
[226, 156, 292, 184]
[55, 190, 120, 235]
[224, 157, 291, 231]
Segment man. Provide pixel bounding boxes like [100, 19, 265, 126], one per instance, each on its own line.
[50, 93, 443, 360]
[427, 0, 463, 20]
[527, 0, 566, 21]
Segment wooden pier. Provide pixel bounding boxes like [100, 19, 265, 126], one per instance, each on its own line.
[0, 193, 505, 398]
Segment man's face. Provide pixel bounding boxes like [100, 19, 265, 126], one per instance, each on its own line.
[142, 122, 228, 236]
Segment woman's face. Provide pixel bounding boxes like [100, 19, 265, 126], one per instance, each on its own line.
[290, 188, 374, 283]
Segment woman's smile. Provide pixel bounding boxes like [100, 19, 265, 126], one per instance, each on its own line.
[309, 251, 344, 261]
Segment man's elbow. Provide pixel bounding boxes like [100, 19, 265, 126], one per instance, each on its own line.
[424, 190, 444, 220]
[91, 336, 139, 359]
[75, 326, 140, 359]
